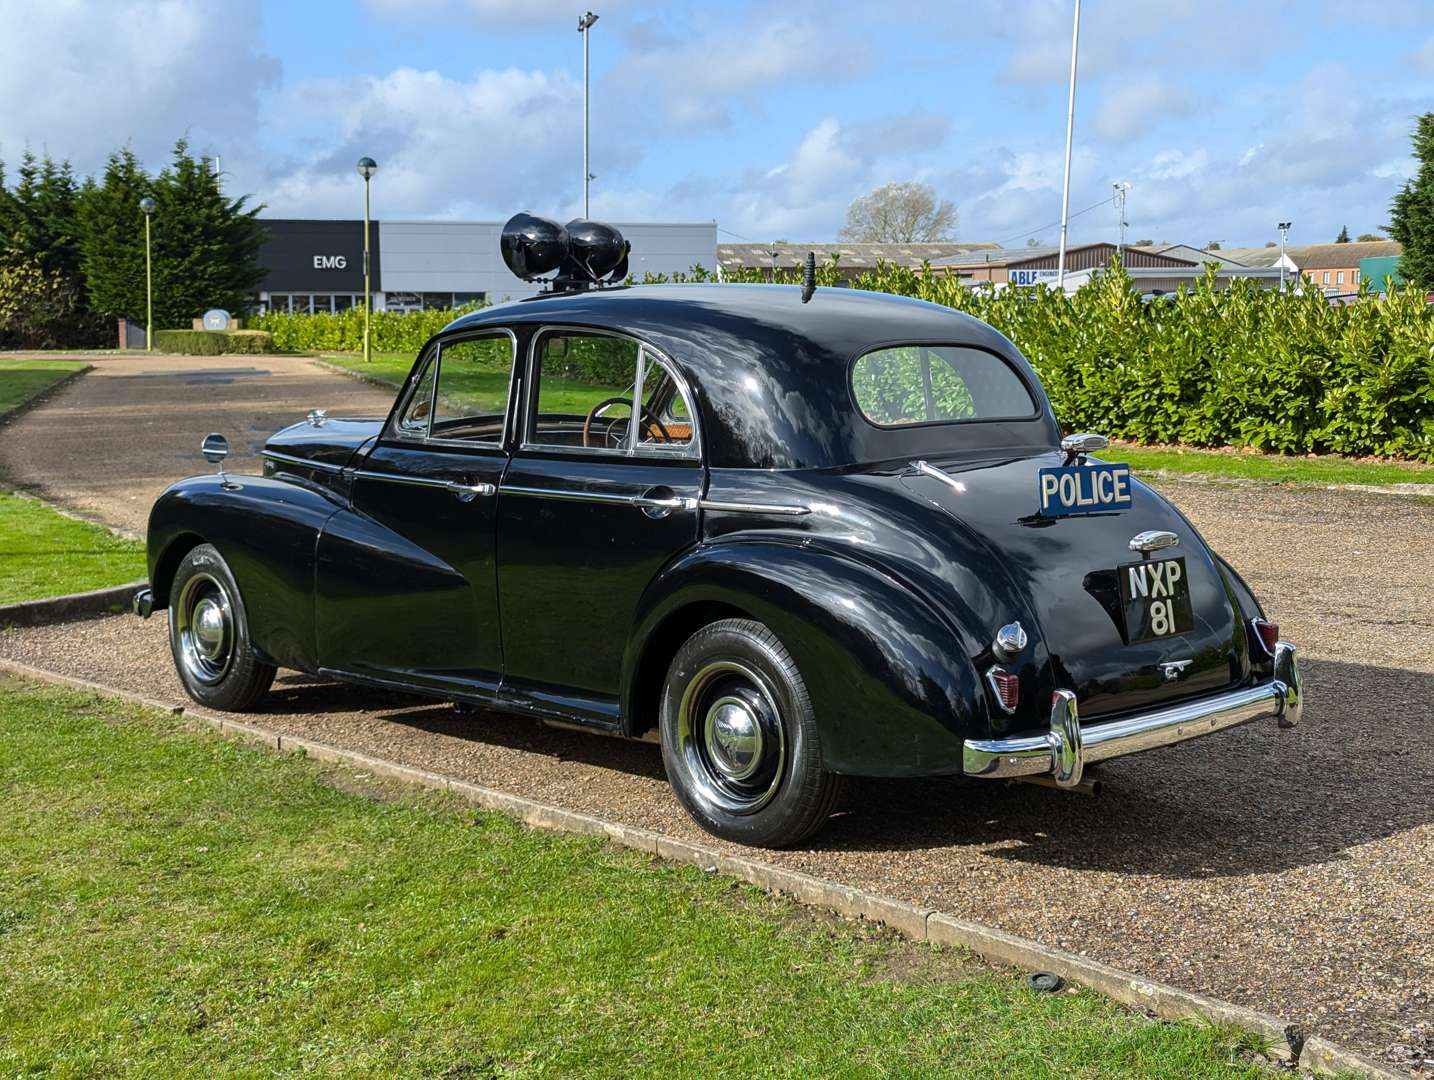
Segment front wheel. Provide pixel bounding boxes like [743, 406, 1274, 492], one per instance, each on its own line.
[660, 618, 843, 848]
[168, 543, 275, 711]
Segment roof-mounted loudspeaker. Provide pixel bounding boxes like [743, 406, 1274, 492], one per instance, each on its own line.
[500, 212, 630, 291]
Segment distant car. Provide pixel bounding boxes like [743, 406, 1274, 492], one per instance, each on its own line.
[134, 217, 1303, 848]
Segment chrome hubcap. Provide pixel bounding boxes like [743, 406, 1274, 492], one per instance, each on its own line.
[172, 573, 234, 686]
[704, 696, 764, 782]
[676, 660, 786, 816]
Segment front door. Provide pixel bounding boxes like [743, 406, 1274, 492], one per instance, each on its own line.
[316, 330, 517, 694]
[496, 328, 703, 726]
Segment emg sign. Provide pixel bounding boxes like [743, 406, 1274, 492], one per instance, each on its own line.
[313, 255, 348, 270]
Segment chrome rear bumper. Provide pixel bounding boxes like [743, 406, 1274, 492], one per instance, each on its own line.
[963, 642, 1302, 787]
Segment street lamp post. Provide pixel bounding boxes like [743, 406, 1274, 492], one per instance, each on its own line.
[139, 196, 157, 352]
[356, 157, 378, 363]
[1055, 0, 1081, 292]
[1278, 221, 1292, 290]
[578, 11, 599, 218]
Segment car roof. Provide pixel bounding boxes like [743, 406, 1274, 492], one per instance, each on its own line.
[443, 284, 1060, 469]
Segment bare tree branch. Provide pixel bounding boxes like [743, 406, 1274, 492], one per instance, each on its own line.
[838, 182, 958, 242]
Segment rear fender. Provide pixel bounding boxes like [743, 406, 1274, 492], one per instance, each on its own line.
[146, 475, 343, 673]
[624, 539, 985, 778]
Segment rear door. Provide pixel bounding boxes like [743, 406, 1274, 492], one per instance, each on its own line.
[315, 330, 517, 693]
[496, 327, 703, 726]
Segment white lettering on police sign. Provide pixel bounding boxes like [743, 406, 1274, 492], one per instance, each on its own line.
[1037, 462, 1133, 516]
[313, 255, 348, 269]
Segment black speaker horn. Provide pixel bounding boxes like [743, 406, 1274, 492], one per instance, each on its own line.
[500, 212, 569, 281]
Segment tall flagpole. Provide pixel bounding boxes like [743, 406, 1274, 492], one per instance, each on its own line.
[1056, 0, 1081, 292]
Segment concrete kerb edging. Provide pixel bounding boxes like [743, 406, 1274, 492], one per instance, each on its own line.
[0, 363, 93, 428]
[0, 656, 1405, 1079]
[0, 580, 148, 629]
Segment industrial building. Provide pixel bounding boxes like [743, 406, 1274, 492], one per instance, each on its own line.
[254, 218, 718, 313]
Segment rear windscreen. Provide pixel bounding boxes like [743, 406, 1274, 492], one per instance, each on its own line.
[851, 344, 1036, 428]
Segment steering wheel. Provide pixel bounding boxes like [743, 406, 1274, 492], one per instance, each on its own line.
[582, 396, 672, 449]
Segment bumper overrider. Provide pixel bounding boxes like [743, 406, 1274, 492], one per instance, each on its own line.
[963, 642, 1302, 787]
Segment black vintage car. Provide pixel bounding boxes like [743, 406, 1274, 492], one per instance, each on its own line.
[135, 217, 1301, 848]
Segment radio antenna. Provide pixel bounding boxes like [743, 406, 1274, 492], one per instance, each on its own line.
[800, 251, 816, 303]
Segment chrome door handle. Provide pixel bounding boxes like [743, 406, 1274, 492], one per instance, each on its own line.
[447, 480, 496, 502]
[634, 488, 698, 518]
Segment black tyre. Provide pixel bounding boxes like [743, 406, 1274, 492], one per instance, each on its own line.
[168, 543, 275, 711]
[660, 618, 843, 848]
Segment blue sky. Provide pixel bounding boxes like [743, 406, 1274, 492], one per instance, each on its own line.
[4, 0, 1434, 249]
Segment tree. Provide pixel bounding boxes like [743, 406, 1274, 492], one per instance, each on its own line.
[1206, 240, 1221, 250]
[1389, 112, 1434, 289]
[839, 182, 957, 242]
[0, 251, 91, 348]
[80, 140, 267, 329]
[1264, 241, 1277, 247]
[1356, 232, 1383, 242]
[149, 140, 267, 326]
[1335, 225, 1350, 243]
[1026, 236, 1043, 247]
[77, 148, 154, 324]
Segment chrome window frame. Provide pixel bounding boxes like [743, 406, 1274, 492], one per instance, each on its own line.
[386, 328, 518, 449]
[520, 325, 701, 462]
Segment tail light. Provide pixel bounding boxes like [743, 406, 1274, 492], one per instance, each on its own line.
[1251, 618, 1279, 657]
[986, 667, 1020, 713]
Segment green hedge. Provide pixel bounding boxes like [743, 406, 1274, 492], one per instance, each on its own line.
[153, 329, 274, 355]
[653, 260, 1433, 463]
[248, 304, 483, 353]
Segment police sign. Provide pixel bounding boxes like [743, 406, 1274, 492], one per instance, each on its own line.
[1037, 462, 1133, 516]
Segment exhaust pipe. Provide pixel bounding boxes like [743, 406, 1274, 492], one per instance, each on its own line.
[1010, 773, 1102, 797]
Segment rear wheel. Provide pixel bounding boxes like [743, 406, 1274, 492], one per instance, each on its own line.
[660, 618, 842, 848]
[168, 544, 274, 711]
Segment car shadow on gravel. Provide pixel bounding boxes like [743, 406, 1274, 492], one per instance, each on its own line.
[813, 658, 1433, 878]
[256, 659, 1429, 877]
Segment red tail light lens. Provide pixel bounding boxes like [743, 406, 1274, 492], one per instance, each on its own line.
[987, 668, 1020, 712]
[1253, 619, 1279, 656]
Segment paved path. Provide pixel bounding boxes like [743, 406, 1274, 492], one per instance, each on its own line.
[0, 358, 1430, 1072]
[0, 353, 395, 536]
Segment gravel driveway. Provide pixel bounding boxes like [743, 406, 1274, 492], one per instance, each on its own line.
[0, 353, 394, 536]
[2, 475, 1430, 1072]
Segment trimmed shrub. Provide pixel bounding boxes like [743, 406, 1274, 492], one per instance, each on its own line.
[248, 304, 483, 354]
[154, 329, 274, 355]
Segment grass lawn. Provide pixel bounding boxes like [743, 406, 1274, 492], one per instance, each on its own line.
[0, 494, 145, 605]
[0, 678, 1275, 1079]
[0, 357, 88, 415]
[1114, 443, 1434, 488]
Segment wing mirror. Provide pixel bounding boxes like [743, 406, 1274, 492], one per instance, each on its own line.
[201, 433, 229, 464]
[201, 433, 239, 489]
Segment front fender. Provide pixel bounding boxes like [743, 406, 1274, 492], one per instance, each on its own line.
[625, 539, 986, 777]
[147, 474, 344, 673]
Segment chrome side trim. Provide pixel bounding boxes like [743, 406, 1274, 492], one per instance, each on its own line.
[502, 484, 696, 511]
[911, 459, 966, 492]
[697, 499, 811, 516]
[963, 642, 1302, 781]
[353, 469, 495, 499]
[263, 450, 346, 474]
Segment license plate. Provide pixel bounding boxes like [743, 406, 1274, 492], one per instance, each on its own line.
[1037, 462, 1133, 516]
[1116, 557, 1193, 641]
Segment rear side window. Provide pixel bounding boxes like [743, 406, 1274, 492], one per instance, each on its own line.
[851, 344, 1036, 428]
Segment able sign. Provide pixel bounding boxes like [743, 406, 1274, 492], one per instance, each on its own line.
[1037, 462, 1133, 516]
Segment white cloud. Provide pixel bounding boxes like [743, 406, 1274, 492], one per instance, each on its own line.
[1092, 78, 1194, 144]
[361, 0, 637, 27]
[0, 0, 279, 174]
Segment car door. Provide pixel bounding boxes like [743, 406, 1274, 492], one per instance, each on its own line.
[315, 329, 518, 695]
[496, 326, 704, 727]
